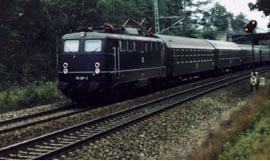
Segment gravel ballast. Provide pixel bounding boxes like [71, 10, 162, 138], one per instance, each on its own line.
[58, 77, 263, 159]
[0, 72, 245, 148]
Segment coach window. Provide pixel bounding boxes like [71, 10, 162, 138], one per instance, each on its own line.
[140, 42, 145, 53]
[157, 42, 160, 53]
[147, 42, 152, 53]
[176, 49, 180, 56]
[181, 52, 185, 63]
[132, 41, 136, 52]
[186, 50, 189, 63]
[64, 40, 80, 53]
[152, 42, 156, 53]
[119, 40, 126, 52]
[127, 41, 133, 52]
[84, 40, 102, 53]
[136, 42, 140, 52]
[160, 43, 164, 53]
[191, 50, 194, 63]
[190, 50, 194, 63]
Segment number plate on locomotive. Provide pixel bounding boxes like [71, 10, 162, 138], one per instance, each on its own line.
[75, 76, 89, 81]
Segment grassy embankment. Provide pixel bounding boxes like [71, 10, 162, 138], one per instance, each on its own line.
[193, 88, 270, 159]
[0, 82, 67, 113]
[218, 92, 270, 160]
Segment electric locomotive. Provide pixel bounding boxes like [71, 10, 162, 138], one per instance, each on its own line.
[58, 28, 166, 102]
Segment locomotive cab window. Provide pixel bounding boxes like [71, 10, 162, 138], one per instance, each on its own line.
[64, 40, 80, 53]
[85, 40, 102, 52]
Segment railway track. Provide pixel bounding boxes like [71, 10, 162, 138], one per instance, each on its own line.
[0, 103, 96, 134]
[0, 67, 268, 160]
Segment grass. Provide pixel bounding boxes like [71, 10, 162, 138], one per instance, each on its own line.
[192, 88, 270, 159]
[218, 98, 270, 160]
[0, 82, 67, 113]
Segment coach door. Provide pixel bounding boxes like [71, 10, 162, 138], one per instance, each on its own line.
[113, 46, 120, 79]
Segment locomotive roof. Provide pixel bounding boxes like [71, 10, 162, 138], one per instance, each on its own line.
[207, 40, 241, 50]
[155, 34, 214, 50]
[62, 32, 163, 42]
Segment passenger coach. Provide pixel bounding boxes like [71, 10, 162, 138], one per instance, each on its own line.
[155, 35, 216, 78]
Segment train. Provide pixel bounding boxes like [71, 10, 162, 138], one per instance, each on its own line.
[58, 25, 270, 102]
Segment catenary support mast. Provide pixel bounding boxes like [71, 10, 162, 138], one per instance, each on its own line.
[154, 0, 160, 33]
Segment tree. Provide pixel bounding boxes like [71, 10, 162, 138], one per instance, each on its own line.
[201, 27, 218, 39]
[208, 3, 231, 31]
[232, 13, 248, 34]
[249, 0, 270, 27]
[159, 0, 211, 37]
[249, 0, 270, 16]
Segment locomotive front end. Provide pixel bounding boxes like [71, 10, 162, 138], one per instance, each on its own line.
[58, 32, 114, 102]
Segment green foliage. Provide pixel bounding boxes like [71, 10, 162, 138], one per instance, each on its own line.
[250, 0, 270, 17]
[218, 101, 270, 159]
[201, 27, 218, 39]
[0, 82, 67, 113]
[232, 13, 248, 34]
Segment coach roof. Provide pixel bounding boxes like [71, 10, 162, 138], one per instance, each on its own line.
[155, 34, 214, 50]
[207, 40, 241, 50]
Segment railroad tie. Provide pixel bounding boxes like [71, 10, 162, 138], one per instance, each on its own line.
[27, 148, 51, 153]
[58, 140, 74, 144]
[78, 134, 94, 137]
[64, 135, 85, 140]
[28, 151, 46, 156]
[18, 150, 28, 154]
[35, 145, 57, 150]
[49, 143, 67, 147]
[83, 127, 95, 131]
[61, 138, 77, 142]
[0, 157, 11, 160]
[16, 153, 31, 159]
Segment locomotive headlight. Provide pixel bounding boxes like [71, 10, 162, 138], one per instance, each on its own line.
[63, 62, 69, 69]
[95, 62, 101, 68]
[63, 69, 69, 75]
[94, 62, 101, 74]
[63, 62, 69, 74]
[95, 68, 101, 74]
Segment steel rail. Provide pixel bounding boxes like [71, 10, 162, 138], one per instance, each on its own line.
[0, 103, 96, 134]
[0, 67, 268, 160]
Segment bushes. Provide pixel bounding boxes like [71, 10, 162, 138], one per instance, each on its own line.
[218, 99, 270, 160]
[0, 82, 67, 113]
[192, 89, 270, 159]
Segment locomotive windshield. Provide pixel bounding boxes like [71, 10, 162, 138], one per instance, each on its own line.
[64, 40, 79, 53]
[85, 40, 102, 52]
